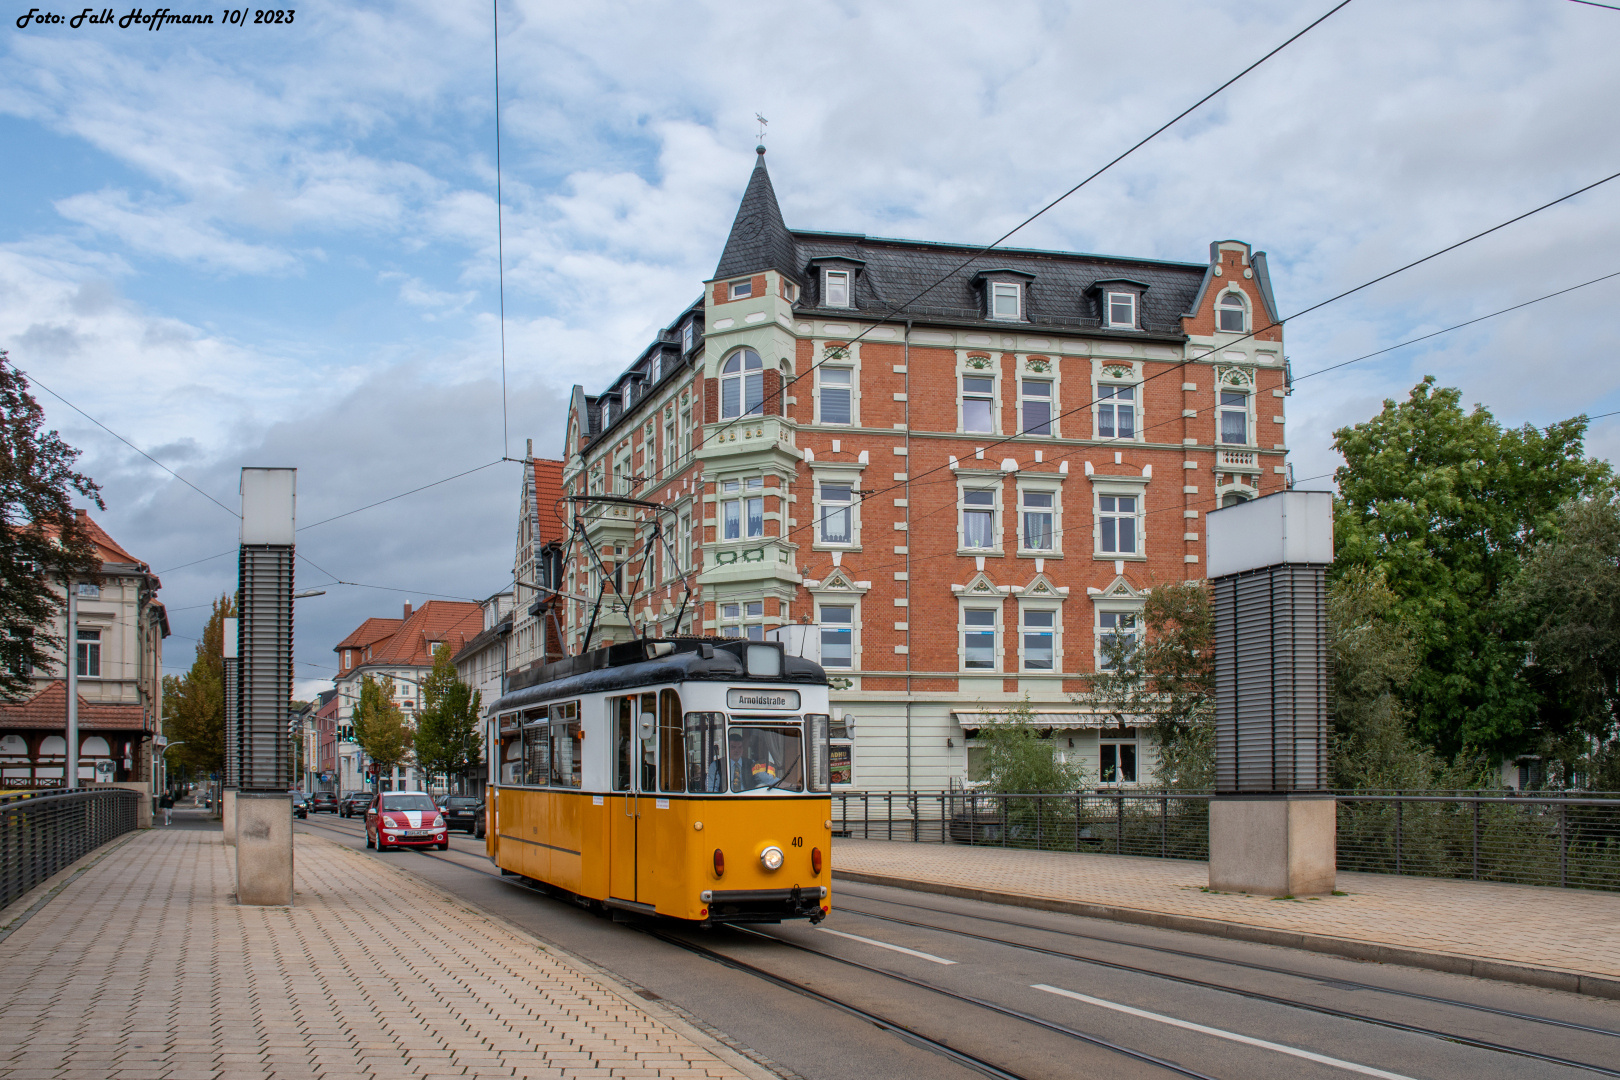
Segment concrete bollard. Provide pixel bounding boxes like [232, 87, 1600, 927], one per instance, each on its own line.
[222, 789, 237, 845]
[235, 793, 293, 905]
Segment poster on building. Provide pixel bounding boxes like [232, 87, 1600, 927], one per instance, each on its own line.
[830, 744, 852, 786]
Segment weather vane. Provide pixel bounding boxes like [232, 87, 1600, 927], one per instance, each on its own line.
[755, 113, 769, 144]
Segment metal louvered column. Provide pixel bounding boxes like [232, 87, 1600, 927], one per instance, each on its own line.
[222, 618, 239, 790]
[237, 545, 293, 792]
[1206, 490, 1336, 897]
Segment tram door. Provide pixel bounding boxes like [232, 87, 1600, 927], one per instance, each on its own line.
[607, 696, 643, 902]
[635, 690, 685, 904]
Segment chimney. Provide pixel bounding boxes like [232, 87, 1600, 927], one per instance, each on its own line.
[526, 438, 533, 461]
[403, 602, 413, 619]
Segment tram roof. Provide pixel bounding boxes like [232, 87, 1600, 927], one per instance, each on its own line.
[489, 638, 826, 714]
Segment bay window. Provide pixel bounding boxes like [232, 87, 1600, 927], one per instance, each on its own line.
[720, 349, 764, 419]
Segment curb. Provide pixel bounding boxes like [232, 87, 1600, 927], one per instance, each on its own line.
[833, 869, 1620, 1001]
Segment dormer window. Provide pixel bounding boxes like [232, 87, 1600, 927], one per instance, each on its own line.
[1106, 292, 1137, 329]
[824, 270, 850, 308]
[991, 282, 1022, 320]
[1219, 292, 1247, 333]
[728, 278, 753, 300]
[682, 320, 696, 353]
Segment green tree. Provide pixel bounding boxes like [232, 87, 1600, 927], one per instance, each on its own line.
[0, 357, 104, 700]
[1333, 378, 1612, 756]
[1510, 494, 1620, 787]
[163, 594, 234, 778]
[979, 696, 1085, 793]
[414, 644, 482, 789]
[353, 674, 412, 778]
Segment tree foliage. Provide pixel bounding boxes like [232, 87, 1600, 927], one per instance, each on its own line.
[353, 674, 413, 776]
[413, 644, 481, 787]
[979, 696, 1085, 793]
[0, 357, 104, 701]
[1333, 378, 1612, 756]
[1510, 494, 1620, 787]
[162, 594, 234, 778]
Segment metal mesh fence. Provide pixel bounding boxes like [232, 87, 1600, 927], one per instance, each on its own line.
[832, 791, 1620, 891]
[1, 788, 140, 909]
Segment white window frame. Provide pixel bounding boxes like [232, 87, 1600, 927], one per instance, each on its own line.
[1094, 485, 1144, 558]
[1095, 606, 1143, 671]
[1095, 381, 1138, 441]
[957, 480, 1002, 554]
[958, 602, 1002, 673]
[1219, 389, 1251, 446]
[1018, 603, 1060, 672]
[1105, 291, 1137, 330]
[960, 374, 997, 434]
[718, 600, 767, 639]
[1016, 482, 1061, 556]
[1019, 378, 1053, 437]
[1218, 290, 1248, 333]
[728, 278, 753, 300]
[990, 281, 1022, 321]
[680, 403, 693, 459]
[719, 349, 764, 419]
[818, 365, 854, 426]
[1099, 728, 1141, 786]
[682, 320, 696, 353]
[719, 477, 765, 542]
[816, 601, 857, 671]
[663, 411, 676, 477]
[76, 629, 101, 679]
[823, 269, 851, 308]
[813, 474, 861, 549]
[679, 512, 692, 570]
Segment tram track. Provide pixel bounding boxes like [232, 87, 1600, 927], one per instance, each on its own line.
[298, 816, 1619, 1079]
[829, 896, 1620, 1077]
[834, 885, 1620, 1041]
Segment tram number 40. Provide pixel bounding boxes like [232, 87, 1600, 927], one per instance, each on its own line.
[790, 836, 804, 847]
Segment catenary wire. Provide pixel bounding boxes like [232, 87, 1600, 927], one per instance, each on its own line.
[623, 0, 1355, 489]
[2, 357, 239, 519]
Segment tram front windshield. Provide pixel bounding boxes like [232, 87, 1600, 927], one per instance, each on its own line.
[726, 723, 802, 792]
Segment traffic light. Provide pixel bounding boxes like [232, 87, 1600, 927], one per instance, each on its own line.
[288, 714, 299, 740]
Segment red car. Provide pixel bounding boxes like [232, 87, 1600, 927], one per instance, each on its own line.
[364, 791, 449, 851]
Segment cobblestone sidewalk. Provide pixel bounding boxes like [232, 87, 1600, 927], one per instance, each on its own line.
[833, 838, 1620, 985]
[0, 829, 764, 1080]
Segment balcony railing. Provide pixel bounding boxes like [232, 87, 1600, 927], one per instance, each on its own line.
[1217, 449, 1258, 469]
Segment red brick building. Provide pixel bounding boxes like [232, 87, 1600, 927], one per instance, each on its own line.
[556, 149, 1289, 790]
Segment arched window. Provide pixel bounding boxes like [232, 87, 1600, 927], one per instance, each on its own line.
[1218, 292, 1247, 333]
[720, 349, 764, 418]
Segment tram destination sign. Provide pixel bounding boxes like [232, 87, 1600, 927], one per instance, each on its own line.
[727, 688, 800, 711]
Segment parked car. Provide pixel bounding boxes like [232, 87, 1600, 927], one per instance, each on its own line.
[365, 791, 449, 851]
[311, 791, 338, 814]
[442, 796, 485, 837]
[289, 790, 312, 819]
[339, 790, 370, 817]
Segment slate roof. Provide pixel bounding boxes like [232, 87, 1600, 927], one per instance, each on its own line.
[713, 147, 800, 283]
[0, 681, 146, 731]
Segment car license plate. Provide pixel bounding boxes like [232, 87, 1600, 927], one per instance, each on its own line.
[407, 829, 436, 837]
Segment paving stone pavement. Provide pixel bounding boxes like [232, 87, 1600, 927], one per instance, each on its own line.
[0, 829, 764, 1080]
[833, 837, 1620, 981]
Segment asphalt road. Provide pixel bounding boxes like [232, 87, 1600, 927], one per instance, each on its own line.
[290, 811, 1620, 1080]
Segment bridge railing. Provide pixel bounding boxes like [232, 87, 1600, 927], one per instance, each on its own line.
[1, 788, 141, 910]
[831, 790, 1620, 891]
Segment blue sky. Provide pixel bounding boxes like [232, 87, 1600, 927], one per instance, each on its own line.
[4, 0, 1619, 697]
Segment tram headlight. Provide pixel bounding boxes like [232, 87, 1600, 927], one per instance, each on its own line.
[760, 845, 785, 871]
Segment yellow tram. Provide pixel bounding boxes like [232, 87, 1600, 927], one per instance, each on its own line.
[485, 637, 833, 923]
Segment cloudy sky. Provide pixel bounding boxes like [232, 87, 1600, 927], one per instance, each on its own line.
[3, 0, 1618, 696]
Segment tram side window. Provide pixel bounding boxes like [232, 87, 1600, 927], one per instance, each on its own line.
[685, 712, 726, 793]
[551, 701, 582, 788]
[613, 697, 634, 792]
[659, 689, 686, 792]
[523, 708, 550, 787]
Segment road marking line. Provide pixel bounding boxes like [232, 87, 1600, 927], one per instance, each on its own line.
[817, 927, 957, 964]
[1032, 984, 1418, 1080]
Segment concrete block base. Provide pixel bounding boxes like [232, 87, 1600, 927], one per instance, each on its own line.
[222, 789, 237, 845]
[235, 793, 293, 906]
[1209, 795, 1336, 897]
